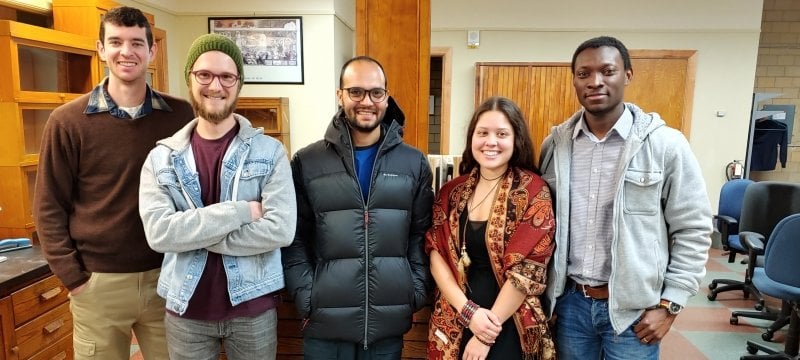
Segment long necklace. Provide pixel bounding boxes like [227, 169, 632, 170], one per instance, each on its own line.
[468, 178, 501, 214]
[459, 177, 501, 278]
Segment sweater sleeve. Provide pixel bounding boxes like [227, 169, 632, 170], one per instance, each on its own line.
[660, 135, 713, 305]
[33, 114, 87, 290]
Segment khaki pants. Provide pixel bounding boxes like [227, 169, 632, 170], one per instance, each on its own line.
[69, 269, 168, 360]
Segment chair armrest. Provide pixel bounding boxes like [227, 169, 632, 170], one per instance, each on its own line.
[713, 214, 738, 248]
[740, 231, 765, 254]
[713, 214, 738, 226]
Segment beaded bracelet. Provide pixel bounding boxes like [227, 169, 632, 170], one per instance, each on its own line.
[475, 336, 493, 347]
[457, 300, 479, 326]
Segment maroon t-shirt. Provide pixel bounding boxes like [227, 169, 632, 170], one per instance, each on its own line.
[178, 122, 278, 321]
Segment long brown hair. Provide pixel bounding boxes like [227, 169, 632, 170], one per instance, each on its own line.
[459, 96, 538, 175]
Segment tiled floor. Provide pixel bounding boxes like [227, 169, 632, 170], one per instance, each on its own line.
[660, 247, 790, 359]
[128, 247, 792, 359]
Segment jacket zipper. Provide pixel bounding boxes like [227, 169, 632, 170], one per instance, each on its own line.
[348, 122, 391, 349]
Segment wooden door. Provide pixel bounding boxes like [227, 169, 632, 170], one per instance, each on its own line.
[475, 50, 697, 157]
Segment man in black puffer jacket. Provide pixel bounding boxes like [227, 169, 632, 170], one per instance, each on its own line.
[283, 56, 434, 359]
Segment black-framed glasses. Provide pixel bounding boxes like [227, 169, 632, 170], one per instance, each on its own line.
[341, 87, 388, 103]
[191, 70, 240, 88]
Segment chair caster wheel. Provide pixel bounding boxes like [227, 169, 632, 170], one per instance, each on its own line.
[747, 344, 758, 354]
[708, 293, 717, 301]
[762, 331, 774, 341]
[754, 302, 764, 311]
[730, 316, 739, 325]
[709, 283, 718, 290]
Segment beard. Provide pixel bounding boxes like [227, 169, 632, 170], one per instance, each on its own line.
[190, 92, 238, 125]
[346, 116, 381, 134]
[344, 106, 384, 134]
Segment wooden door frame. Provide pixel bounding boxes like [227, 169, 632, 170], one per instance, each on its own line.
[431, 47, 452, 154]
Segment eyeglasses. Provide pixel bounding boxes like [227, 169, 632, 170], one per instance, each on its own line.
[191, 70, 240, 88]
[341, 87, 388, 103]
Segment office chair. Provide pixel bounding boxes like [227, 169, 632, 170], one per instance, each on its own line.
[730, 182, 800, 332]
[708, 179, 755, 301]
[740, 214, 800, 359]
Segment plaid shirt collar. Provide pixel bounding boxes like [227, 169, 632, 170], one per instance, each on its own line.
[84, 77, 174, 119]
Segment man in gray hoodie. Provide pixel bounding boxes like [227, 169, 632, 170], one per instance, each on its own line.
[539, 36, 712, 360]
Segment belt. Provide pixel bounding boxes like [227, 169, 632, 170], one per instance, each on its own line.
[575, 282, 609, 300]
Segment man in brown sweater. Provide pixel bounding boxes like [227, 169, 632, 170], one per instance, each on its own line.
[33, 6, 193, 360]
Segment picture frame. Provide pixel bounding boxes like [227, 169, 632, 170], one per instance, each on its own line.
[208, 16, 304, 84]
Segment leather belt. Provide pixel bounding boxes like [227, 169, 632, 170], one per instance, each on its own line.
[575, 282, 609, 300]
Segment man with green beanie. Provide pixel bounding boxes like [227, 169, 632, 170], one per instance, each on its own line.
[139, 33, 296, 360]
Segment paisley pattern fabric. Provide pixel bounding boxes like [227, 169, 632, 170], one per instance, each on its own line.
[425, 167, 557, 360]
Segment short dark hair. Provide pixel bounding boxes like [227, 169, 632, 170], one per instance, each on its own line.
[339, 56, 387, 89]
[459, 96, 538, 175]
[571, 36, 632, 73]
[100, 6, 153, 47]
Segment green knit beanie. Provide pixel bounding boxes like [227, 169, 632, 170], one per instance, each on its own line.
[184, 33, 244, 90]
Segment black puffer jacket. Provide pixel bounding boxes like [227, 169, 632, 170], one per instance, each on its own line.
[283, 97, 434, 345]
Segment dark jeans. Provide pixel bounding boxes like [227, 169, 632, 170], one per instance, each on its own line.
[303, 336, 403, 360]
[555, 286, 659, 360]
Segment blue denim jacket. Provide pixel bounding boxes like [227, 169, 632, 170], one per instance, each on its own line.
[139, 115, 296, 315]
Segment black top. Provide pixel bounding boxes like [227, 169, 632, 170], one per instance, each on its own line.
[459, 211, 522, 359]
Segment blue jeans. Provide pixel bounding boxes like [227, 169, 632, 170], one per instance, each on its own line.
[164, 309, 277, 360]
[555, 285, 658, 360]
[303, 336, 403, 360]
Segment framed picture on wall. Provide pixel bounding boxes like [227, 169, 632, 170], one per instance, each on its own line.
[208, 16, 304, 84]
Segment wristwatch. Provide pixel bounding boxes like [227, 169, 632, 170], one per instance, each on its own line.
[657, 299, 684, 315]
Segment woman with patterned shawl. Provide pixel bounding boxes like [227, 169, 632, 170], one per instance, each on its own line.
[426, 97, 556, 360]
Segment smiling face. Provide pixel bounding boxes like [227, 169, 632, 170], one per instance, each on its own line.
[189, 51, 240, 125]
[471, 110, 514, 177]
[572, 45, 632, 122]
[97, 22, 154, 86]
[337, 60, 388, 135]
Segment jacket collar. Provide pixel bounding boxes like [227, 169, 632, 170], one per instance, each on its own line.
[156, 113, 261, 151]
[558, 103, 664, 142]
[324, 96, 405, 153]
[84, 77, 173, 119]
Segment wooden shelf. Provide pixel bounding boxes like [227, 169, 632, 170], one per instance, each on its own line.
[236, 97, 291, 151]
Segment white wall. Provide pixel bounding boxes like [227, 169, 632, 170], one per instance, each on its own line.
[125, 0, 354, 154]
[431, 0, 764, 208]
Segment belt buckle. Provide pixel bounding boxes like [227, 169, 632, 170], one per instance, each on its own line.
[580, 284, 590, 298]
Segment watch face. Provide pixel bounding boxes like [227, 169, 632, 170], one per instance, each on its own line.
[669, 302, 683, 314]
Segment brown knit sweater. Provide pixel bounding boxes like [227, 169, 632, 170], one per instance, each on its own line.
[34, 90, 194, 290]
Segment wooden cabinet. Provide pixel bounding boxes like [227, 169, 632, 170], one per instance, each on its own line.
[0, 20, 98, 239]
[236, 97, 291, 151]
[2, 275, 72, 360]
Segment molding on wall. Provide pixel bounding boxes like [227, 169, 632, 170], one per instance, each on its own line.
[0, 0, 50, 14]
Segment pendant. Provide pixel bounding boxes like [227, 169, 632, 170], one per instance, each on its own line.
[457, 243, 471, 277]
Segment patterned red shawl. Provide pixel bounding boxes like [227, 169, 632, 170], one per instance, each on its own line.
[425, 167, 556, 360]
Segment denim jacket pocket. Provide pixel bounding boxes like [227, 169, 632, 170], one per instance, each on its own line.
[622, 169, 663, 215]
[232, 159, 273, 201]
[240, 159, 272, 180]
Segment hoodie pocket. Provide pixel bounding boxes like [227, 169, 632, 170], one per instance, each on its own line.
[622, 169, 662, 215]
